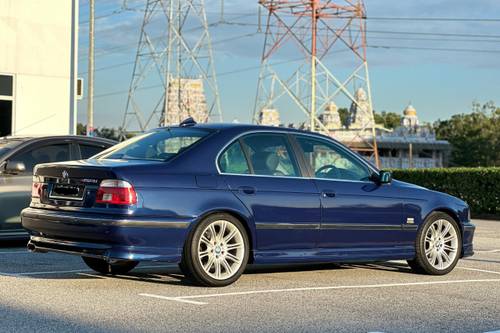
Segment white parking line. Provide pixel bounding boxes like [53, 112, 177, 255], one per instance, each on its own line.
[140, 278, 500, 305]
[458, 267, 500, 275]
[140, 293, 208, 305]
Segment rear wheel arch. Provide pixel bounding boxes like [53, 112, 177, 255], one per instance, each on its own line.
[190, 209, 256, 263]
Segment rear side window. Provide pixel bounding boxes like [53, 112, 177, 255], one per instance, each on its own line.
[241, 133, 299, 177]
[98, 128, 211, 161]
[218, 141, 250, 174]
[80, 144, 105, 159]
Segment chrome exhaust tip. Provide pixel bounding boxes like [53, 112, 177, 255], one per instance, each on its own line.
[27, 242, 36, 252]
[27, 242, 47, 253]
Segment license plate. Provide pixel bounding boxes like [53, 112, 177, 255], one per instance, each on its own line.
[49, 184, 84, 201]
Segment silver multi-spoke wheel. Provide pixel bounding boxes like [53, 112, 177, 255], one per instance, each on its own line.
[424, 219, 459, 270]
[197, 220, 245, 280]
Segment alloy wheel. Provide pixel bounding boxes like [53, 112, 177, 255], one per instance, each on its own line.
[424, 219, 459, 270]
[197, 219, 245, 280]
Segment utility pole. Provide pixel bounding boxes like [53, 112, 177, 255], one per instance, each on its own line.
[86, 0, 95, 136]
[310, 0, 318, 132]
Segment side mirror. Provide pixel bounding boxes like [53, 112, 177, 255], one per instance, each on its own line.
[4, 161, 26, 174]
[377, 170, 392, 184]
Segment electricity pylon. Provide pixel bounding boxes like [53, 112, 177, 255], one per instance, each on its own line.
[120, 0, 222, 139]
[254, 0, 379, 166]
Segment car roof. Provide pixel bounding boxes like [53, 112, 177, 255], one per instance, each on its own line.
[154, 123, 331, 138]
[0, 135, 116, 145]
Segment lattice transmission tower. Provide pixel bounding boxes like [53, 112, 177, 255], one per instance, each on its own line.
[120, 0, 222, 139]
[254, 0, 379, 166]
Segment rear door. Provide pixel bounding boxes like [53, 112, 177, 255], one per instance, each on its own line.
[219, 132, 320, 256]
[292, 134, 406, 251]
[0, 141, 72, 232]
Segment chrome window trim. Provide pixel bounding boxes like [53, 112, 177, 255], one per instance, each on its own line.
[215, 129, 379, 183]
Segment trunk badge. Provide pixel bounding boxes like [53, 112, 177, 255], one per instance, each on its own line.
[62, 170, 69, 179]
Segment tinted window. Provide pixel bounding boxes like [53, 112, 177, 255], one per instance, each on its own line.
[99, 128, 211, 161]
[80, 144, 105, 159]
[241, 133, 299, 177]
[219, 141, 250, 174]
[0, 75, 13, 96]
[0, 139, 23, 158]
[296, 136, 371, 181]
[13, 144, 71, 173]
[0, 147, 10, 156]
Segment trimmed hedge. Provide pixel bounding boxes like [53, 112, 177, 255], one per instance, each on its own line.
[390, 167, 500, 218]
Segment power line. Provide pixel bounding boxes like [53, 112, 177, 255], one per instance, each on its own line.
[79, 25, 500, 62]
[366, 16, 500, 22]
[368, 45, 500, 54]
[79, 56, 306, 100]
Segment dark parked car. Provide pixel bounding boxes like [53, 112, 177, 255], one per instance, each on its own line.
[0, 135, 115, 239]
[21, 121, 475, 286]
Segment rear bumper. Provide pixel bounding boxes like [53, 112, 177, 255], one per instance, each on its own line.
[21, 207, 192, 262]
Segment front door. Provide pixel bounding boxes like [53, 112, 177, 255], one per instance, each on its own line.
[293, 135, 407, 255]
[219, 133, 320, 260]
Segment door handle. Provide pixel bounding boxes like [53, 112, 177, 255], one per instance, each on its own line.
[322, 190, 336, 198]
[238, 186, 256, 195]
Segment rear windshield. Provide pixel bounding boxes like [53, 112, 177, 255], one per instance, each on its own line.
[96, 128, 212, 161]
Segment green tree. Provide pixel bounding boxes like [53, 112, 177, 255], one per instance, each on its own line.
[337, 107, 349, 127]
[76, 123, 121, 141]
[76, 123, 86, 136]
[434, 104, 500, 167]
[374, 111, 401, 129]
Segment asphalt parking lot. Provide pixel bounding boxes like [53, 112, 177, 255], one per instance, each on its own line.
[1, 219, 499, 333]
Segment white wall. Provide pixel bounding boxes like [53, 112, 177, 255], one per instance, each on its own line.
[0, 0, 78, 136]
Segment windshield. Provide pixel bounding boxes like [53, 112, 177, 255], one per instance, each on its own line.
[96, 128, 212, 161]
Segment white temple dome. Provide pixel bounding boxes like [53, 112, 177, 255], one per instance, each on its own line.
[403, 104, 417, 117]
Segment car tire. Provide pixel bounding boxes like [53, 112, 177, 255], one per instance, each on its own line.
[82, 256, 139, 275]
[407, 212, 462, 275]
[182, 213, 249, 287]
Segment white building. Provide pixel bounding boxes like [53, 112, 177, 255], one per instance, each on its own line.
[0, 0, 79, 137]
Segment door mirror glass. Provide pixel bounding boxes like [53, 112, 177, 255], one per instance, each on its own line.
[377, 170, 392, 184]
[4, 161, 26, 174]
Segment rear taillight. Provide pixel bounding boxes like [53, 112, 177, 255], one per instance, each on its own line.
[96, 179, 137, 205]
[31, 176, 42, 198]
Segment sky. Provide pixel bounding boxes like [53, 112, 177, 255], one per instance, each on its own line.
[76, 0, 500, 130]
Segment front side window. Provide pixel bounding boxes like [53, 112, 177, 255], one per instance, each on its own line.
[296, 135, 371, 181]
[13, 144, 71, 173]
[241, 133, 299, 177]
[218, 141, 250, 174]
[98, 128, 211, 161]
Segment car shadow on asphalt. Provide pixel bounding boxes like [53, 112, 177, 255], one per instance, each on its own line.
[16, 261, 414, 287]
[0, 239, 27, 248]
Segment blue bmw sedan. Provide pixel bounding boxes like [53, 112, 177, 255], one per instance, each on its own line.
[21, 120, 475, 286]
